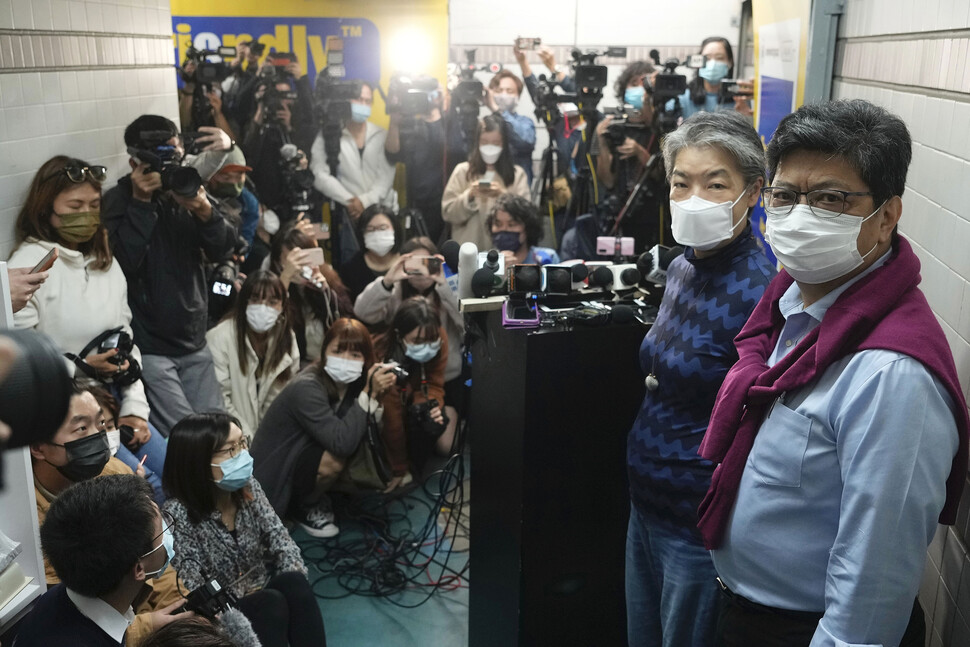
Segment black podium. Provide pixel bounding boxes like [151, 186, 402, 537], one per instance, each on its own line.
[468, 309, 647, 647]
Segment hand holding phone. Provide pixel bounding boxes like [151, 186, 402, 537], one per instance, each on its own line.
[303, 246, 325, 268]
[30, 248, 58, 274]
[403, 255, 443, 277]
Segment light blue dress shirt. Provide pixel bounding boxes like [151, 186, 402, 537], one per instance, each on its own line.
[711, 252, 960, 647]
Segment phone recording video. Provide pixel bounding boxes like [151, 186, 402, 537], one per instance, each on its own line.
[403, 255, 442, 277]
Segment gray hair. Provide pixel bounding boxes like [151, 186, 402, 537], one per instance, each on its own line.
[662, 111, 766, 187]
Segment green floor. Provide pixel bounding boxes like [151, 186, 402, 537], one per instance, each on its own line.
[292, 458, 470, 646]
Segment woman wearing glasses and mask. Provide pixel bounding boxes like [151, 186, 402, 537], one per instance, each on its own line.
[162, 412, 327, 647]
[8, 156, 167, 497]
[624, 112, 776, 647]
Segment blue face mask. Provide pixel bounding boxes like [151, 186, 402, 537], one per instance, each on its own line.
[141, 527, 175, 579]
[699, 59, 730, 84]
[211, 449, 254, 492]
[492, 230, 521, 252]
[405, 339, 442, 364]
[623, 86, 645, 110]
[350, 102, 371, 123]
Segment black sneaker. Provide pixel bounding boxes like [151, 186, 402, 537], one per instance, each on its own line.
[298, 496, 339, 538]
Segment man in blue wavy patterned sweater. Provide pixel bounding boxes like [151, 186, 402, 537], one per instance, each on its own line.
[625, 111, 776, 647]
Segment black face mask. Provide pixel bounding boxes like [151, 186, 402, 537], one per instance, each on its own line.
[48, 431, 111, 482]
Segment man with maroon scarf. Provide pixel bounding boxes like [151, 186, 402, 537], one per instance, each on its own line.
[697, 99, 968, 647]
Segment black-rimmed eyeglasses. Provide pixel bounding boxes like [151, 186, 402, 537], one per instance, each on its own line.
[761, 187, 873, 218]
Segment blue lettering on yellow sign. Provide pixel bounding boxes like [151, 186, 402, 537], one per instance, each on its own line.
[171, 17, 380, 88]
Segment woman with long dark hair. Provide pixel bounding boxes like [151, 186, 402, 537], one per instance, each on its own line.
[162, 412, 327, 647]
[269, 222, 353, 364]
[442, 113, 530, 250]
[375, 296, 449, 484]
[206, 270, 300, 436]
[251, 318, 396, 536]
[8, 155, 166, 486]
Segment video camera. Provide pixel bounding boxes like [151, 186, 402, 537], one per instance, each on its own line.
[568, 47, 625, 113]
[450, 49, 502, 147]
[175, 576, 238, 620]
[650, 54, 704, 133]
[600, 104, 648, 152]
[279, 143, 314, 215]
[181, 46, 237, 86]
[385, 74, 439, 118]
[126, 130, 203, 198]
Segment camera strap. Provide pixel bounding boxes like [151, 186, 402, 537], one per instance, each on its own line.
[64, 326, 142, 387]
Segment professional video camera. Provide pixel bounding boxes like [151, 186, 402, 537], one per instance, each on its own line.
[600, 104, 649, 152]
[450, 49, 501, 148]
[279, 143, 314, 215]
[650, 54, 704, 133]
[181, 46, 236, 129]
[568, 47, 625, 114]
[127, 129, 203, 198]
[385, 73, 439, 118]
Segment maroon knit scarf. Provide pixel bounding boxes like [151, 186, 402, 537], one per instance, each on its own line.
[697, 236, 969, 550]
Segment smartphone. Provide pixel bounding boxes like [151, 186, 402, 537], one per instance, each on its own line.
[30, 248, 58, 274]
[515, 37, 541, 51]
[404, 255, 442, 276]
[479, 170, 495, 188]
[304, 246, 325, 267]
[307, 222, 329, 240]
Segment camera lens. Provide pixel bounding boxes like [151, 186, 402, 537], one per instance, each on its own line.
[0, 329, 72, 449]
[165, 166, 203, 197]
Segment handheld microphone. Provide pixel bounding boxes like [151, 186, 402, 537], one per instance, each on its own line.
[589, 265, 614, 288]
[636, 245, 684, 285]
[471, 267, 497, 298]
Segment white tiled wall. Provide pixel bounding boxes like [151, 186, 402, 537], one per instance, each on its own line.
[0, 0, 178, 260]
[835, 1, 970, 646]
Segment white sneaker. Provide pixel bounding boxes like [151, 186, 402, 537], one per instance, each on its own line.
[299, 498, 339, 538]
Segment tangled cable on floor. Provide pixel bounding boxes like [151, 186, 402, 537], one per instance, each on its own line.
[299, 421, 470, 608]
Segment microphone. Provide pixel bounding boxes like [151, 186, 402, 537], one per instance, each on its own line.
[471, 267, 497, 298]
[457, 242, 479, 300]
[440, 239, 460, 273]
[636, 245, 684, 285]
[570, 263, 589, 282]
[612, 304, 648, 325]
[648, 49, 661, 66]
[589, 265, 614, 288]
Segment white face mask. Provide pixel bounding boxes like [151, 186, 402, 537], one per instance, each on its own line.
[246, 303, 280, 333]
[324, 355, 364, 384]
[106, 429, 121, 456]
[363, 229, 396, 256]
[764, 202, 882, 284]
[669, 189, 748, 251]
[494, 93, 518, 113]
[479, 144, 502, 165]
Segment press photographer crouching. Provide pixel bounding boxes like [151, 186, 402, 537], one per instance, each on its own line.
[384, 74, 466, 244]
[594, 61, 670, 252]
[103, 115, 235, 436]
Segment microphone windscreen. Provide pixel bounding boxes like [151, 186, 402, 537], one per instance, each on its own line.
[636, 251, 654, 276]
[611, 304, 636, 324]
[571, 263, 589, 281]
[590, 265, 614, 288]
[457, 242, 479, 299]
[620, 267, 641, 285]
[661, 246, 685, 269]
[440, 240, 460, 271]
[471, 267, 496, 298]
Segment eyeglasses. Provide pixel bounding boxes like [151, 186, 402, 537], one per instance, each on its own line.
[213, 436, 250, 458]
[364, 224, 392, 234]
[761, 187, 873, 219]
[43, 164, 108, 185]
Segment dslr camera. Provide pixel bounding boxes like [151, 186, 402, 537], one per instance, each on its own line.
[407, 398, 448, 440]
[175, 576, 238, 620]
[127, 130, 203, 198]
[182, 46, 236, 86]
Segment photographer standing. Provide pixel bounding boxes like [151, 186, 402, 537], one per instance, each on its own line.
[486, 70, 537, 182]
[241, 69, 316, 225]
[671, 37, 752, 119]
[103, 115, 235, 436]
[384, 77, 465, 245]
[311, 81, 398, 264]
[593, 61, 669, 251]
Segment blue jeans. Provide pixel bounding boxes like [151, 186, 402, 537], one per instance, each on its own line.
[114, 423, 167, 504]
[625, 505, 719, 647]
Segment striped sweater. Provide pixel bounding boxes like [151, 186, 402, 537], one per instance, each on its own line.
[627, 229, 775, 540]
